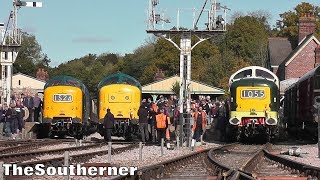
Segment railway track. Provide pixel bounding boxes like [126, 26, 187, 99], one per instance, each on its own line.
[13, 143, 137, 167]
[0, 141, 133, 164]
[208, 143, 320, 179]
[113, 144, 237, 180]
[113, 143, 320, 179]
[0, 139, 48, 148]
[0, 138, 98, 155]
[0, 140, 65, 154]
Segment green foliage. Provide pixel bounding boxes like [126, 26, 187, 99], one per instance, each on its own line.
[49, 53, 119, 98]
[226, 15, 269, 65]
[171, 81, 180, 97]
[13, 32, 44, 76]
[277, 2, 320, 44]
[121, 44, 155, 81]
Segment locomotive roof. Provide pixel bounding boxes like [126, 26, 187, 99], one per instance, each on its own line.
[98, 73, 142, 90]
[44, 75, 88, 92]
[229, 66, 280, 88]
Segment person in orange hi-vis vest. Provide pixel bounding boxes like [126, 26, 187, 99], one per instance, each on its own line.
[192, 106, 207, 142]
[152, 102, 158, 113]
[156, 108, 171, 143]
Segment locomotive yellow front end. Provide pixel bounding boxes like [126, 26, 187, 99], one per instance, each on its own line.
[43, 86, 83, 137]
[231, 86, 278, 126]
[98, 84, 140, 122]
[228, 66, 280, 142]
[98, 73, 142, 139]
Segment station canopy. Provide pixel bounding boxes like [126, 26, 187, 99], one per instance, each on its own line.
[142, 75, 225, 95]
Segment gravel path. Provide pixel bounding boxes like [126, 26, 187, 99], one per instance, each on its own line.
[37, 143, 91, 151]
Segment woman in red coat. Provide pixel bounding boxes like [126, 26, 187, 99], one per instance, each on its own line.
[192, 106, 207, 142]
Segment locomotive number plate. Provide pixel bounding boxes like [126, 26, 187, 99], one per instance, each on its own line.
[53, 94, 73, 102]
[241, 90, 265, 98]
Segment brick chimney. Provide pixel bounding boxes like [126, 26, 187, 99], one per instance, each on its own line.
[298, 13, 316, 43]
[315, 46, 320, 67]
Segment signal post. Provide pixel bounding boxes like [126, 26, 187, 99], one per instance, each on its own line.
[146, 0, 229, 146]
[0, 0, 42, 105]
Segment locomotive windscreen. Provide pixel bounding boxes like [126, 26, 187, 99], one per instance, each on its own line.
[234, 69, 252, 79]
[98, 73, 141, 89]
[256, 69, 275, 80]
[45, 76, 83, 89]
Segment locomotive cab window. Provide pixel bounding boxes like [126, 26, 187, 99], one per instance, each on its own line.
[66, 79, 81, 88]
[46, 79, 63, 86]
[234, 69, 252, 79]
[256, 69, 274, 80]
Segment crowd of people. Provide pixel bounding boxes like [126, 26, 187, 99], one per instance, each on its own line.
[103, 94, 230, 144]
[0, 92, 43, 139]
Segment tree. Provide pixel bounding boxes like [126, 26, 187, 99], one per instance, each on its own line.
[121, 43, 155, 80]
[277, 2, 320, 45]
[226, 15, 269, 66]
[41, 54, 51, 67]
[13, 32, 44, 75]
[97, 53, 119, 66]
[171, 81, 180, 97]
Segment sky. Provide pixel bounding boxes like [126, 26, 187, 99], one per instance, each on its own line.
[0, 0, 319, 67]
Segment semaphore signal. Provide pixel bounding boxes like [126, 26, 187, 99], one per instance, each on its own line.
[146, 0, 230, 147]
[0, 0, 42, 105]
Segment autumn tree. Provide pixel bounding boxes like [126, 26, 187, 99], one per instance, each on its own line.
[13, 32, 44, 76]
[225, 15, 269, 66]
[277, 2, 320, 45]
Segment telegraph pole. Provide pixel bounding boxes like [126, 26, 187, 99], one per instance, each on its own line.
[0, 0, 42, 105]
[146, 0, 229, 147]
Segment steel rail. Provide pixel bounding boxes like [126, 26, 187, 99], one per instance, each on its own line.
[112, 143, 239, 180]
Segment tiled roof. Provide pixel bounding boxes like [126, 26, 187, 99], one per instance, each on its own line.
[268, 37, 293, 66]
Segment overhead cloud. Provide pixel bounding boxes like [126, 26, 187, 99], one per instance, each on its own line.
[72, 37, 112, 43]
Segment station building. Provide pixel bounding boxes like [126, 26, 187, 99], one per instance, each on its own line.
[268, 13, 320, 95]
[0, 72, 46, 102]
[142, 75, 225, 101]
